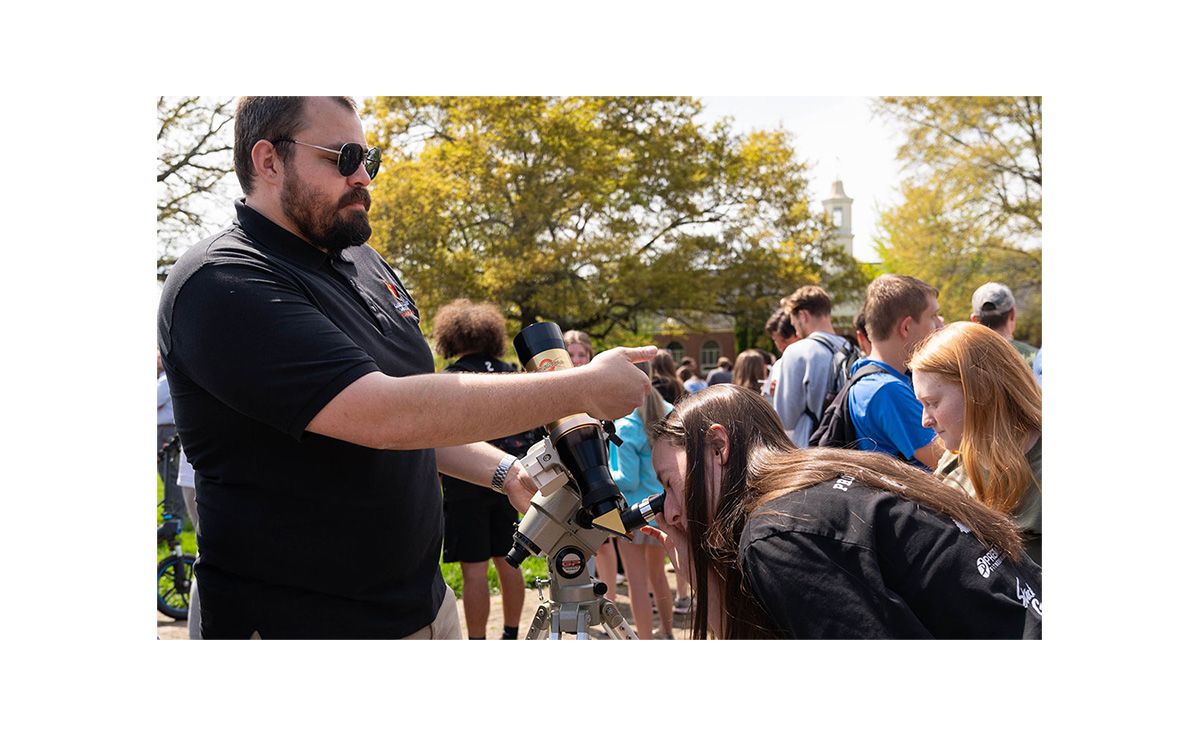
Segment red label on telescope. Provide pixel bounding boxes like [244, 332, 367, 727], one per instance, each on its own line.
[555, 548, 585, 578]
[527, 348, 571, 374]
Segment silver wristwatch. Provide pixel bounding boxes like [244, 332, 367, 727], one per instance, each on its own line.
[490, 454, 518, 494]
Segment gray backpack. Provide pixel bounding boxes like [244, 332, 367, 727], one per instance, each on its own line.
[808, 363, 886, 450]
[802, 334, 862, 427]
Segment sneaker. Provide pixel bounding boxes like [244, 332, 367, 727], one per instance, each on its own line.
[672, 596, 692, 615]
[616, 573, 626, 585]
[653, 629, 675, 640]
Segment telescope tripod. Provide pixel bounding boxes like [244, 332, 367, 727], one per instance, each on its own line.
[505, 431, 661, 641]
[525, 560, 637, 640]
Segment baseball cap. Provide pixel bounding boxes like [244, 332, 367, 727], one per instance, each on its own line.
[972, 282, 1015, 316]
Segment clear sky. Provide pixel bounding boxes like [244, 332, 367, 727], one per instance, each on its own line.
[698, 96, 905, 263]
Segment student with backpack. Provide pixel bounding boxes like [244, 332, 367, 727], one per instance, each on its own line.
[811, 274, 944, 470]
[773, 286, 857, 448]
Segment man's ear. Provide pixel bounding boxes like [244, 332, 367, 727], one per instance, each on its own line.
[251, 139, 285, 188]
[707, 424, 730, 466]
[897, 315, 914, 339]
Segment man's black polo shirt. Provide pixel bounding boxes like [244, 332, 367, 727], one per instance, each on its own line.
[157, 199, 444, 639]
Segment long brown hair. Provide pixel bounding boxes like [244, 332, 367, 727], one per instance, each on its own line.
[634, 359, 669, 428]
[731, 350, 766, 389]
[650, 349, 686, 401]
[649, 384, 1023, 640]
[909, 322, 1042, 515]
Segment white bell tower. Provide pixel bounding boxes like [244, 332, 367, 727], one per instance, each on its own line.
[821, 176, 859, 328]
[822, 178, 854, 260]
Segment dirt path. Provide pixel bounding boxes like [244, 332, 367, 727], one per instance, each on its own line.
[157, 569, 692, 640]
[461, 566, 692, 640]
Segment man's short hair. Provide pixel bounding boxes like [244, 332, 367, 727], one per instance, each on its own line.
[863, 274, 939, 342]
[971, 282, 1016, 330]
[765, 308, 796, 340]
[233, 96, 359, 195]
[781, 285, 832, 319]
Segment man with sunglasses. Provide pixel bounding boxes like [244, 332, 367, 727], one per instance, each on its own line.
[157, 96, 655, 639]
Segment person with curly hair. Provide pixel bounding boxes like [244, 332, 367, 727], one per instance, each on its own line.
[432, 299, 537, 639]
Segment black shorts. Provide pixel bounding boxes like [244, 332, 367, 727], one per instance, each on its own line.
[442, 494, 520, 563]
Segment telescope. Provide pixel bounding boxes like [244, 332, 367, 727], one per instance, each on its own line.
[503, 322, 665, 639]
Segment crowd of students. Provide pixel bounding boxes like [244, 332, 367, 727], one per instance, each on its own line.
[434, 271, 1041, 639]
[637, 274, 1042, 638]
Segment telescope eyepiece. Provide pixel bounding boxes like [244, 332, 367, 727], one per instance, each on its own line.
[619, 492, 665, 533]
[504, 531, 541, 568]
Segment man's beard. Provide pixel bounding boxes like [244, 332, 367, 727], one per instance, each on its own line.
[280, 172, 372, 253]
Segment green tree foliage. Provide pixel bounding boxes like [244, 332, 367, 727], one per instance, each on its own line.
[157, 96, 237, 281]
[872, 96, 1042, 344]
[363, 96, 865, 341]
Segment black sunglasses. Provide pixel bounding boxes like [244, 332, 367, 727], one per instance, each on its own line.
[271, 138, 382, 180]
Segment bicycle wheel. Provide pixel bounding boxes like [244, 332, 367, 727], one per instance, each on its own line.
[157, 553, 196, 620]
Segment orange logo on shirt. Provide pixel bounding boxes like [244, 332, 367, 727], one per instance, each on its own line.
[382, 280, 416, 319]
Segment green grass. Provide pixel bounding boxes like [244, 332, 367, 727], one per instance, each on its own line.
[156, 474, 196, 559]
[159, 473, 549, 599]
[440, 554, 549, 598]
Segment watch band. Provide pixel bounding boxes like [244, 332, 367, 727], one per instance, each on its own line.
[490, 454, 518, 494]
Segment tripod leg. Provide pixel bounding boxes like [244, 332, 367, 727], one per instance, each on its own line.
[526, 602, 552, 640]
[598, 599, 638, 640]
[550, 607, 562, 640]
[574, 606, 595, 640]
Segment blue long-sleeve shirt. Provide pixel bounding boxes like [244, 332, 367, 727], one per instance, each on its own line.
[608, 401, 672, 509]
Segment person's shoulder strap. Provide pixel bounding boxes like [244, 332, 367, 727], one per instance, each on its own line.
[848, 362, 888, 385]
[807, 333, 835, 354]
[848, 363, 908, 461]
